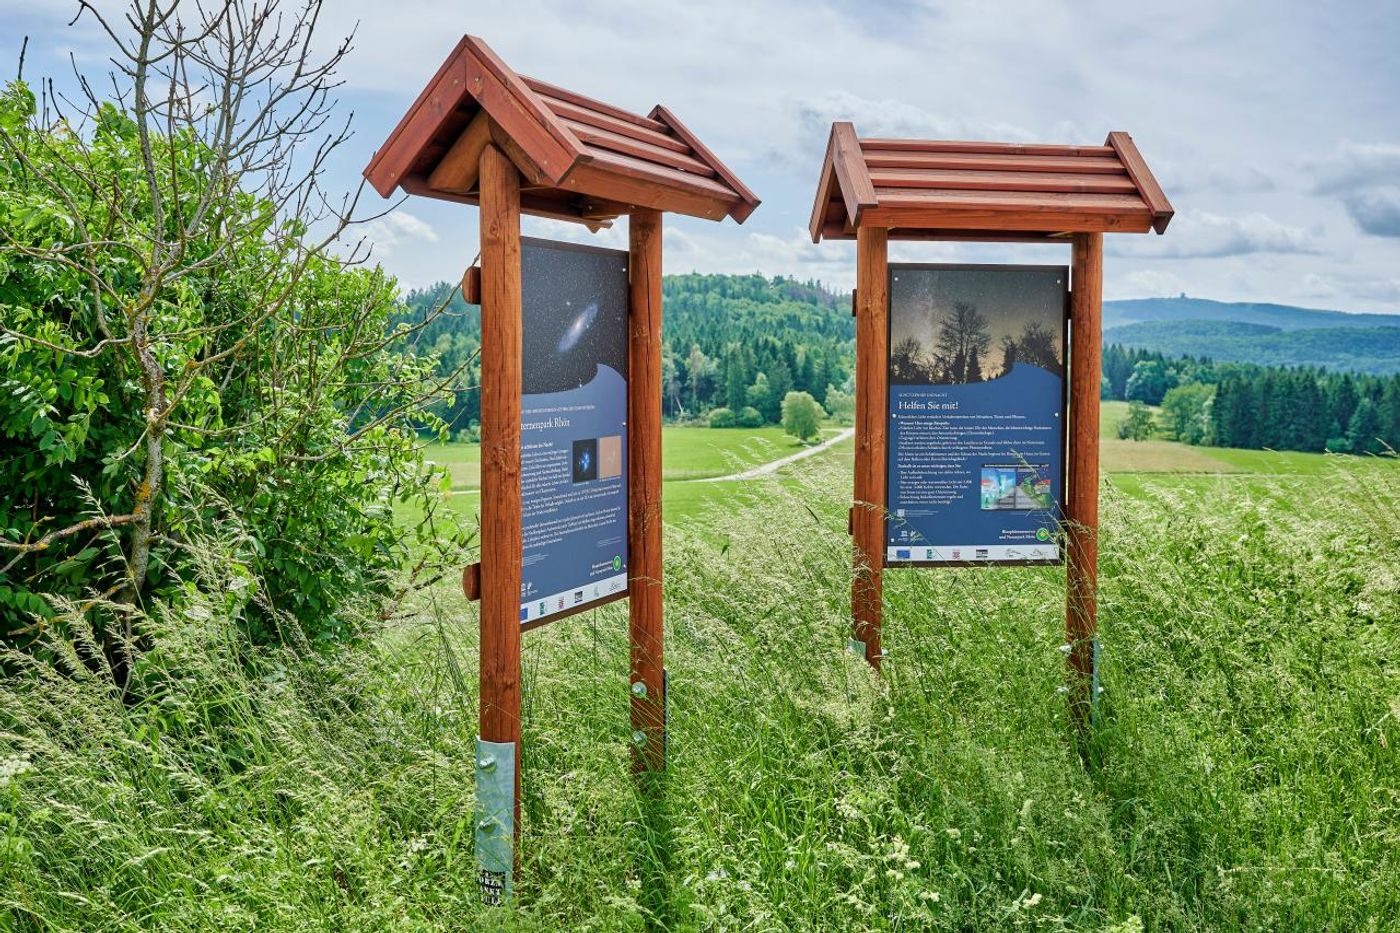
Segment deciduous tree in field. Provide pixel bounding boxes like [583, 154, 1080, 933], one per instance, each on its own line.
[1160, 383, 1213, 445]
[781, 391, 825, 443]
[1118, 400, 1156, 441]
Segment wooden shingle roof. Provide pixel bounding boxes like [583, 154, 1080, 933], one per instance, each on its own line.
[364, 36, 759, 228]
[809, 122, 1172, 242]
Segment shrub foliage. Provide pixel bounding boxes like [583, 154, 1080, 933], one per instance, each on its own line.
[0, 74, 463, 655]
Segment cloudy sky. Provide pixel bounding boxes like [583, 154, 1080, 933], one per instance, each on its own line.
[8, 0, 1400, 311]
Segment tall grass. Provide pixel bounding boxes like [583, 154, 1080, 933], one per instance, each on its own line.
[2, 457, 1398, 929]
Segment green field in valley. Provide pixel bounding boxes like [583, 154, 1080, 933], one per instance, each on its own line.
[422, 424, 849, 523]
[426, 408, 1351, 530]
[425, 424, 843, 491]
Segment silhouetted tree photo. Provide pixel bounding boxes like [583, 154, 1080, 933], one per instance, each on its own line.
[935, 301, 992, 384]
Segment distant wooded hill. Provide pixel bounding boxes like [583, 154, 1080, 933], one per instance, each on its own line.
[1103, 297, 1400, 374]
[392, 277, 1400, 443]
[394, 273, 854, 432]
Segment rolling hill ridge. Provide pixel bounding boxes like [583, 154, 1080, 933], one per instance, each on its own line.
[1103, 297, 1400, 374]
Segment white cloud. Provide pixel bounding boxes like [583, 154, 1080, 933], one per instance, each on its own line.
[1109, 210, 1322, 259]
[664, 224, 857, 288]
[523, 216, 628, 251]
[1339, 187, 1400, 238]
[358, 211, 439, 258]
[1312, 142, 1400, 193]
[1309, 142, 1400, 236]
[780, 90, 1038, 169]
[1109, 269, 1188, 300]
[1300, 271, 1400, 305]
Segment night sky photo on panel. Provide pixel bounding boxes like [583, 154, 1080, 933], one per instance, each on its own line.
[520, 238, 629, 395]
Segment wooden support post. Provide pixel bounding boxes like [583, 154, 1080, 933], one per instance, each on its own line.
[851, 225, 889, 670]
[628, 209, 666, 771]
[1066, 232, 1104, 724]
[478, 143, 524, 858]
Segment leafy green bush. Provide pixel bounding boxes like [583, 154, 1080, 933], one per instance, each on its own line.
[781, 390, 825, 442]
[736, 406, 764, 428]
[707, 407, 736, 428]
[0, 81, 465, 654]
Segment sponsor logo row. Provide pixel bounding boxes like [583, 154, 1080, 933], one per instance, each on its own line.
[886, 545, 1060, 562]
[520, 571, 628, 622]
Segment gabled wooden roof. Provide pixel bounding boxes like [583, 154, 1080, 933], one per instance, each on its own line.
[809, 123, 1172, 242]
[364, 36, 759, 227]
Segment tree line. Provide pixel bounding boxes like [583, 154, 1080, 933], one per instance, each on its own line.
[392, 277, 1399, 457]
[395, 273, 857, 437]
[662, 274, 854, 427]
[1103, 344, 1400, 455]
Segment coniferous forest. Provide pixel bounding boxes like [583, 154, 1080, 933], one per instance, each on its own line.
[395, 273, 855, 435]
[1101, 344, 1400, 454]
[396, 275, 1399, 457]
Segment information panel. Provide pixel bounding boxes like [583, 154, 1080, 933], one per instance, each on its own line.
[518, 238, 629, 624]
[885, 264, 1067, 565]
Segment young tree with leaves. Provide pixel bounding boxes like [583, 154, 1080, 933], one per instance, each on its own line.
[1118, 401, 1156, 441]
[781, 391, 825, 442]
[0, 1, 468, 673]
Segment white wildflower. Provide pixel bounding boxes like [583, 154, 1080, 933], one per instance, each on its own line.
[0, 756, 32, 787]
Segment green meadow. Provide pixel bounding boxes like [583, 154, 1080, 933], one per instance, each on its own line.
[425, 406, 1346, 530]
[10, 415, 1397, 929]
[423, 424, 847, 523]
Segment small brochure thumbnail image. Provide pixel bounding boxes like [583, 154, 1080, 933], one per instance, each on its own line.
[1015, 465, 1053, 509]
[572, 435, 623, 484]
[598, 435, 621, 478]
[980, 463, 1052, 511]
[572, 439, 598, 483]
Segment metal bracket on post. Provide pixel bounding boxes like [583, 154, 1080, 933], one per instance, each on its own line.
[629, 668, 669, 771]
[474, 737, 516, 905]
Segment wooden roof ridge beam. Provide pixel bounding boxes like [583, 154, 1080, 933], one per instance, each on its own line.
[648, 104, 761, 223]
[861, 138, 1116, 157]
[1104, 131, 1174, 233]
[460, 36, 585, 184]
[832, 122, 877, 229]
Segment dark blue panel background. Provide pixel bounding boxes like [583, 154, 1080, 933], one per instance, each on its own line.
[887, 365, 1063, 559]
[885, 264, 1067, 565]
[518, 239, 629, 623]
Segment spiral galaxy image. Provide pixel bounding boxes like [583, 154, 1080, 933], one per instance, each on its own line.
[520, 239, 628, 395]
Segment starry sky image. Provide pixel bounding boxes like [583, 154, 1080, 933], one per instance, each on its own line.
[890, 265, 1067, 381]
[521, 239, 629, 396]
